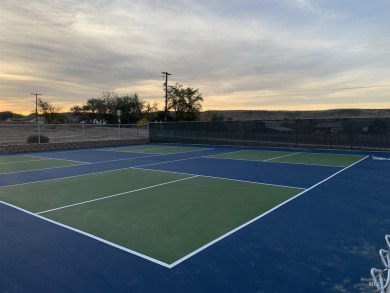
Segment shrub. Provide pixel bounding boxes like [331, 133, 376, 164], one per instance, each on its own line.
[26, 134, 50, 144]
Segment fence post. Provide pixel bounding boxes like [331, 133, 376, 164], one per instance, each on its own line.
[205, 122, 208, 144]
[295, 120, 298, 147]
[350, 132, 354, 150]
[243, 122, 246, 146]
[38, 124, 41, 144]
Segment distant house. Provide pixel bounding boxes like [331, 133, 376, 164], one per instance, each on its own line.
[315, 122, 343, 134]
[6, 114, 44, 124]
[264, 121, 292, 132]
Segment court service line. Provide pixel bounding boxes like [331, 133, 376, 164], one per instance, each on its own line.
[36, 175, 199, 215]
[131, 155, 211, 169]
[207, 149, 285, 161]
[41, 148, 103, 154]
[101, 146, 211, 153]
[263, 152, 301, 161]
[0, 158, 54, 165]
[166, 155, 369, 268]
[0, 162, 89, 176]
[101, 146, 176, 153]
[25, 155, 90, 164]
[77, 153, 166, 164]
[207, 149, 300, 158]
[205, 149, 261, 157]
[206, 156, 347, 168]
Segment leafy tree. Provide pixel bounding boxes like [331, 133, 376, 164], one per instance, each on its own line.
[113, 94, 144, 124]
[167, 83, 204, 121]
[37, 98, 62, 123]
[85, 98, 107, 122]
[143, 101, 160, 122]
[0, 111, 23, 121]
[71, 92, 145, 124]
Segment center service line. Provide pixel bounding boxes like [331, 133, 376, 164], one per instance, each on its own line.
[36, 175, 199, 215]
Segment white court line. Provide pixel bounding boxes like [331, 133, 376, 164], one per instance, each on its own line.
[120, 147, 211, 154]
[26, 155, 89, 164]
[42, 148, 102, 154]
[79, 153, 165, 164]
[0, 160, 88, 176]
[103, 145, 210, 153]
[202, 150, 264, 160]
[0, 158, 53, 165]
[36, 175, 199, 215]
[263, 152, 301, 161]
[206, 156, 347, 168]
[102, 146, 175, 152]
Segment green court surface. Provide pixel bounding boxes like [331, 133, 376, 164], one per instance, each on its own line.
[210, 150, 297, 161]
[270, 152, 365, 167]
[0, 155, 84, 174]
[106, 145, 208, 154]
[211, 150, 364, 167]
[0, 168, 302, 264]
[0, 168, 189, 213]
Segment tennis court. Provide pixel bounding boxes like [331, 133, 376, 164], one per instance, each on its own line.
[1, 144, 389, 292]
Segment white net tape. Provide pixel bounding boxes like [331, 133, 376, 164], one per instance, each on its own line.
[372, 155, 390, 161]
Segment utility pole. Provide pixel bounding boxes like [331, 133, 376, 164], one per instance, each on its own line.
[30, 93, 42, 124]
[161, 72, 171, 122]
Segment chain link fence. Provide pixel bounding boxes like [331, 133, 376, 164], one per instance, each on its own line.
[149, 118, 390, 151]
[0, 124, 149, 145]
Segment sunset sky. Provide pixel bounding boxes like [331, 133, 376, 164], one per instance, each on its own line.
[1, 0, 390, 114]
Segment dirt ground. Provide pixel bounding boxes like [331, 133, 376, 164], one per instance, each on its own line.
[0, 124, 148, 145]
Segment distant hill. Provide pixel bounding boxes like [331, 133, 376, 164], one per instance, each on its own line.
[202, 109, 390, 121]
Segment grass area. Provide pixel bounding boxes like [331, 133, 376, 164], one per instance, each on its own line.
[0, 156, 84, 174]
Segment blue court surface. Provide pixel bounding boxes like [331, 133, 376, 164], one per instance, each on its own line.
[0, 144, 389, 292]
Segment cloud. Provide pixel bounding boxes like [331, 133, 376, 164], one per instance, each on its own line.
[1, 0, 390, 114]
